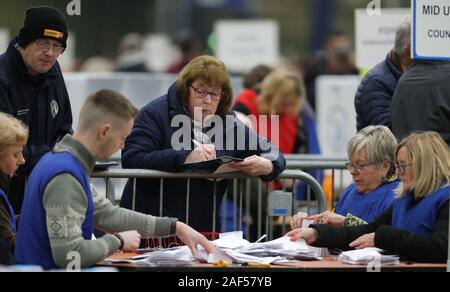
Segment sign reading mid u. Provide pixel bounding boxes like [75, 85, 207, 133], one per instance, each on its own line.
[412, 0, 450, 60]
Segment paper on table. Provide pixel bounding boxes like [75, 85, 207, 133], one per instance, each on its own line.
[241, 236, 310, 252]
[214, 231, 251, 249]
[302, 219, 329, 257]
[338, 248, 400, 265]
[207, 248, 282, 265]
[238, 236, 320, 259]
[145, 246, 195, 263]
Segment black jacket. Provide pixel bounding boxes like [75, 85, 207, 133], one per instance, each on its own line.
[0, 38, 73, 213]
[391, 60, 450, 145]
[355, 53, 402, 131]
[311, 201, 449, 263]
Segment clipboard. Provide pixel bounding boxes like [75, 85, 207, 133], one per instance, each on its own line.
[183, 156, 243, 173]
[94, 161, 119, 171]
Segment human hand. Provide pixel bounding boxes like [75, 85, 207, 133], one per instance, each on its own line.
[308, 211, 345, 226]
[175, 222, 215, 257]
[286, 228, 318, 245]
[229, 155, 273, 176]
[349, 233, 375, 249]
[290, 212, 309, 230]
[117, 231, 141, 252]
[185, 144, 216, 163]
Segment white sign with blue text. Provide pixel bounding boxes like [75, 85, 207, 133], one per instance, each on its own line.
[412, 0, 450, 59]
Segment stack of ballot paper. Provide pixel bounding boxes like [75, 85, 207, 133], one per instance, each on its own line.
[337, 248, 400, 265]
[236, 236, 322, 260]
[205, 232, 324, 264]
[105, 231, 325, 266]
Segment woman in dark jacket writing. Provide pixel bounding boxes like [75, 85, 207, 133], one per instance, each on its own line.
[121, 55, 286, 232]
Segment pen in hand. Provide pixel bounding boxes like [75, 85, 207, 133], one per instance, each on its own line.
[189, 139, 216, 161]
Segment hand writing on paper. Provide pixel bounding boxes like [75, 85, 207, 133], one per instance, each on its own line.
[185, 144, 216, 163]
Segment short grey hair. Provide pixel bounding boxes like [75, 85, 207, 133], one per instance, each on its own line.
[394, 16, 411, 57]
[347, 125, 397, 165]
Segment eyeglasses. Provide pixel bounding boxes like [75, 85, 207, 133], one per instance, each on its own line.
[191, 85, 222, 101]
[395, 162, 413, 173]
[344, 161, 379, 172]
[35, 39, 65, 55]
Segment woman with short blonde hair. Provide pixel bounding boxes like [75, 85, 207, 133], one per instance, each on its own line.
[288, 131, 450, 263]
[0, 113, 28, 150]
[0, 112, 28, 264]
[292, 125, 398, 229]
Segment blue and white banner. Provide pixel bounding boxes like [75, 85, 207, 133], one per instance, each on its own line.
[412, 0, 450, 60]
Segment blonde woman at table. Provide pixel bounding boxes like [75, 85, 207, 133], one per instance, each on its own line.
[291, 125, 398, 228]
[288, 132, 450, 263]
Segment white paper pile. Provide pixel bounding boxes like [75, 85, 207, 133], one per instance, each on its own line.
[236, 236, 322, 261]
[203, 232, 323, 265]
[338, 248, 399, 265]
[105, 231, 324, 266]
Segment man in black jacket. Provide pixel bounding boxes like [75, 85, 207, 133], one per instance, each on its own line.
[0, 6, 73, 213]
[391, 60, 450, 146]
[354, 18, 412, 131]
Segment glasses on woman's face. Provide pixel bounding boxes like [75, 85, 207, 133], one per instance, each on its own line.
[395, 162, 413, 174]
[35, 39, 65, 55]
[345, 161, 379, 172]
[191, 85, 222, 101]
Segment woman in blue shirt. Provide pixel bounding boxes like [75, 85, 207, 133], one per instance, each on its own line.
[289, 132, 450, 263]
[291, 125, 398, 228]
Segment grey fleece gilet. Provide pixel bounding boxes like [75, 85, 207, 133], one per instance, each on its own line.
[43, 134, 177, 268]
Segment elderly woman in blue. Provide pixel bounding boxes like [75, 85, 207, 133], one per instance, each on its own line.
[292, 126, 398, 228]
[288, 132, 450, 263]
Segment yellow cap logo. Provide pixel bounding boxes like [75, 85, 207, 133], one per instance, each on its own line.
[44, 29, 64, 40]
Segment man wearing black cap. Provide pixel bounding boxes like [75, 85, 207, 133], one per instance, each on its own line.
[0, 6, 73, 214]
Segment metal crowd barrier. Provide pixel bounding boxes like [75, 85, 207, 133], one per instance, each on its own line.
[285, 154, 348, 212]
[91, 169, 325, 241]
